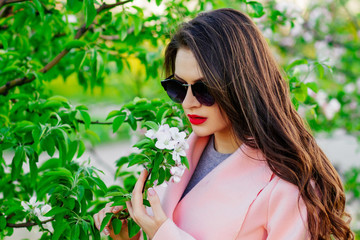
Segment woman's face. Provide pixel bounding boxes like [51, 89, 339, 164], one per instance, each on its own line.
[174, 48, 232, 139]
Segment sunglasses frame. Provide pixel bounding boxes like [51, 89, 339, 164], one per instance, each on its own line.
[161, 75, 215, 106]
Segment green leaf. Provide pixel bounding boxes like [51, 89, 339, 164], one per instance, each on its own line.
[77, 140, 86, 158]
[315, 62, 325, 79]
[67, 0, 83, 13]
[286, 59, 308, 71]
[112, 218, 122, 235]
[128, 154, 149, 167]
[157, 167, 166, 186]
[33, 0, 44, 21]
[143, 230, 148, 240]
[29, 157, 38, 187]
[84, 129, 100, 144]
[143, 121, 159, 131]
[156, 108, 170, 123]
[41, 136, 56, 156]
[293, 83, 308, 102]
[247, 1, 265, 17]
[100, 212, 113, 232]
[120, 27, 128, 41]
[133, 16, 142, 36]
[127, 114, 137, 131]
[105, 191, 126, 197]
[113, 114, 126, 133]
[63, 197, 76, 210]
[79, 110, 91, 129]
[74, 51, 87, 70]
[85, 0, 97, 28]
[11, 146, 25, 180]
[155, 0, 162, 6]
[45, 167, 73, 179]
[72, 223, 80, 239]
[127, 218, 140, 238]
[0, 215, 6, 231]
[0, 34, 8, 50]
[132, 138, 152, 149]
[143, 199, 150, 207]
[306, 82, 319, 93]
[90, 177, 108, 193]
[181, 156, 190, 169]
[52, 219, 67, 240]
[65, 40, 86, 50]
[44, 207, 69, 217]
[106, 110, 122, 120]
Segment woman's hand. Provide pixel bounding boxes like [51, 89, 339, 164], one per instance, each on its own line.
[126, 169, 168, 239]
[93, 202, 139, 240]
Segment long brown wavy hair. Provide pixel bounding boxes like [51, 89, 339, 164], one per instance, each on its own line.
[164, 8, 353, 240]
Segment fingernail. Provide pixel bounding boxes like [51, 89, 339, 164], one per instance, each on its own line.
[113, 206, 120, 212]
[148, 188, 155, 196]
[104, 228, 109, 235]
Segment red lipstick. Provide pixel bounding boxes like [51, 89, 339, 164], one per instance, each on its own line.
[187, 114, 207, 125]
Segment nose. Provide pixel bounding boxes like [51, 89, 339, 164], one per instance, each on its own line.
[182, 86, 201, 109]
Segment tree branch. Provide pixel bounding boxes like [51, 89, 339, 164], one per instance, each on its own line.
[6, 217, 54, 228]
[77, 119, 113, 125]
[0, 0, 30, 7]
[0, 0, 132, 96]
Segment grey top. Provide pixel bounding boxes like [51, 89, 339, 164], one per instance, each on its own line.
[180, 135, 231, 200]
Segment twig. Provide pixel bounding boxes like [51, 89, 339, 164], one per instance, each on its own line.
[0, 0, 6, 8]
[142, 168, 153, 193]
[99, 34, 120, 41]
[1, 0, 30, 7]
[77, 119, 113, 125]
[6, 217, 54, 228]
[0, 0, 132, 96]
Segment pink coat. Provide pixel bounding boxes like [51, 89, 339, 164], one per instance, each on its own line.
[152, 133, 309, 240]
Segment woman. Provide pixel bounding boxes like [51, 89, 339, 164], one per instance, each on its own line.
[93, 8, 353, 240]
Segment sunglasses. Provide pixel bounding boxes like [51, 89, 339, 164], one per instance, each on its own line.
[161, 75, 215, 106]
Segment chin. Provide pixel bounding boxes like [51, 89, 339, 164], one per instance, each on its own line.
[191, 127, 213, 137]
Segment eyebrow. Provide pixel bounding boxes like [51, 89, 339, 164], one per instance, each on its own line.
[174, 74, 204, 83]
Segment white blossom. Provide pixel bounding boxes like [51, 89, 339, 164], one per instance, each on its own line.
[145, 129, 157, 139]
[344, 83, 356, 93]
[172, 141, 189, 164]
[155, 134, 176, 150]
[21, 196, 53, 232]
[169, 127, 186, 142]
[315, 90, 328, 107]
[170, 165, 186, 183]
[145, 124, 189, 183]
[323, 98, 341, 120]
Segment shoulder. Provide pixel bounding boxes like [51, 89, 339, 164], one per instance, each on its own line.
[265, 176, 308, 234]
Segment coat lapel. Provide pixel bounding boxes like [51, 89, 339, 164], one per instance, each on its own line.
[162, 133, 210, 219]
[170, 138, 273, 240]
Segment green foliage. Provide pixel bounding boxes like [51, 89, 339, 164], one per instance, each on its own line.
[0, 0, 359, 238]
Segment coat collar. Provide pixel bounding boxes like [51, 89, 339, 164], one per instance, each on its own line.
[162, 133, 273, 222]
[162, 133, 209, 218]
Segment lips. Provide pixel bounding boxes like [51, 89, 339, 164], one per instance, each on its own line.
[187, 114, 207, 125]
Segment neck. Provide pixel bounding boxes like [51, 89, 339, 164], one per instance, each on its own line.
[213, 132, 241, 154]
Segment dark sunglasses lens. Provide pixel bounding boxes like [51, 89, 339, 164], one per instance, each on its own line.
[161, 80, 187, 103]
[192, 82, 215, 106]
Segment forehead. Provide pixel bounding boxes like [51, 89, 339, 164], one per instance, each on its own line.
[174, 48, 203, 83]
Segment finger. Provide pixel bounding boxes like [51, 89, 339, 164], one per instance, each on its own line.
[102, 202, 115, 235]
[93, 213, 100, 230]
[131, 170, 148, 214]
[112, 205, 123, 213]
[126, 201, 134, 220]
[132, 169, 148, 201]
[147, 187, 167, 221]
